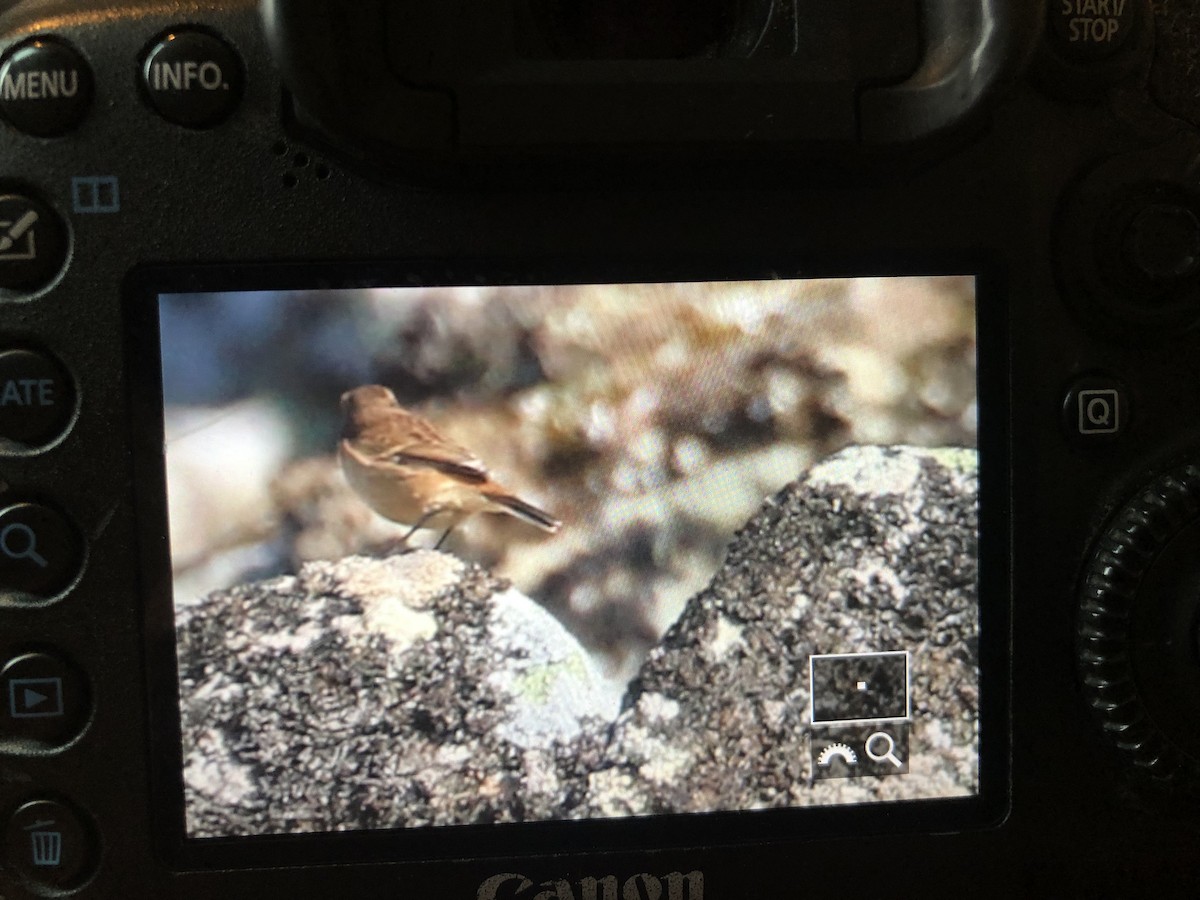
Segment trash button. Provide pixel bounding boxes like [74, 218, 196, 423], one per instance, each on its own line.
[2, 798, 96, 890]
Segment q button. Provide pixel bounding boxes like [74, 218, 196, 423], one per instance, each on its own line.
[0, 502, 82, 600]
[1062, 375, 1129, 445]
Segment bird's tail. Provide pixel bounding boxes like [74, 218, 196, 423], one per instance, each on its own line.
[483, 490, 561, 532]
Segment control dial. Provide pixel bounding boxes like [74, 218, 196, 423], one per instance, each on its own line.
[1078, 464, 1200, 792]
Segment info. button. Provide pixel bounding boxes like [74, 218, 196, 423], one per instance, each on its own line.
[0, 502, 83, 599]
[0, 348, 74, 447]
[141, 28, 244, 128]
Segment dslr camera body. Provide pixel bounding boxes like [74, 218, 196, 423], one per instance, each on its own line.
[1, 0, 1199, 896]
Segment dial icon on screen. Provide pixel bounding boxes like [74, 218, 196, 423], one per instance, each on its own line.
[816, 743, 858, 767]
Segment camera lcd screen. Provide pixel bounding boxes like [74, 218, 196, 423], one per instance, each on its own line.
[154, 275, 980, 841]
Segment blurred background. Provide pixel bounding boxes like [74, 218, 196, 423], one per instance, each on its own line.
[161, 276, 976, 684]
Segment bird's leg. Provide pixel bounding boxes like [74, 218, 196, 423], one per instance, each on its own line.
[375, 510, 441, 556]
[433, 522, 457, 551]
[402, 509, 440, 544]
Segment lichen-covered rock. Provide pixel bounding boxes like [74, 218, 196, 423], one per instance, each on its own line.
[178, 551, 619, 837]
[581, 444, 978, 816]
[178, 444, 978, 834]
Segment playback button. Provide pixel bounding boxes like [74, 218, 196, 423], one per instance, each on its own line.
[0, 502, 83, 599]
[0, 651, 88, 747]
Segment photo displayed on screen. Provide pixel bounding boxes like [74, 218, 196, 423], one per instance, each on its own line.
[159, 277, 980, 839]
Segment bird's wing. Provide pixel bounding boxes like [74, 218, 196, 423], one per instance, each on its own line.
[387, 444, 489, 482]
[385, 414, 490, 483]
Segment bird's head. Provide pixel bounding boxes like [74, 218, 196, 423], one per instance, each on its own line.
[340, 384, 401, 436]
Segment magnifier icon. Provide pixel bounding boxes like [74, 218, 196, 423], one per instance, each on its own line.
[865, 731, 904, 769]
[0, 523, 48, 568]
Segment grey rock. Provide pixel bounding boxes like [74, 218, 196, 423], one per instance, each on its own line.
[179, 551, 618, 837]
[178, 444, 977, 834]
[584, 444, 979, 815]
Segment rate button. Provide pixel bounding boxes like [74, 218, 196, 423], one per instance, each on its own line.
[0, 348, 74, 447]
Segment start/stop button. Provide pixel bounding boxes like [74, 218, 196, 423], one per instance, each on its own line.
[140, 28, 244, 128]
[1048, 1, 1140, 61]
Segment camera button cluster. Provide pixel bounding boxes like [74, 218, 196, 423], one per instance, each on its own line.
[0, 650, 88, 748]
[0, 502, 83, 599]
[0, 37, 93, 137]
[2, 797, 95, 891]
[0, 192, 68, 292]
[0, 348, 74, 447]
[141, 29, 244, 128]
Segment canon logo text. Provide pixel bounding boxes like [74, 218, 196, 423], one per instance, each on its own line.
[477, 870, 703, 900]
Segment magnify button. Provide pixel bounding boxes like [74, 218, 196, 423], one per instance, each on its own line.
[865, 731, 905, 769]
[2, 523, 47, 567]
[0, 502, 82, 600]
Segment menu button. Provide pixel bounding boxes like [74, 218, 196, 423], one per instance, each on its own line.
[0, 37, 94, 136]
